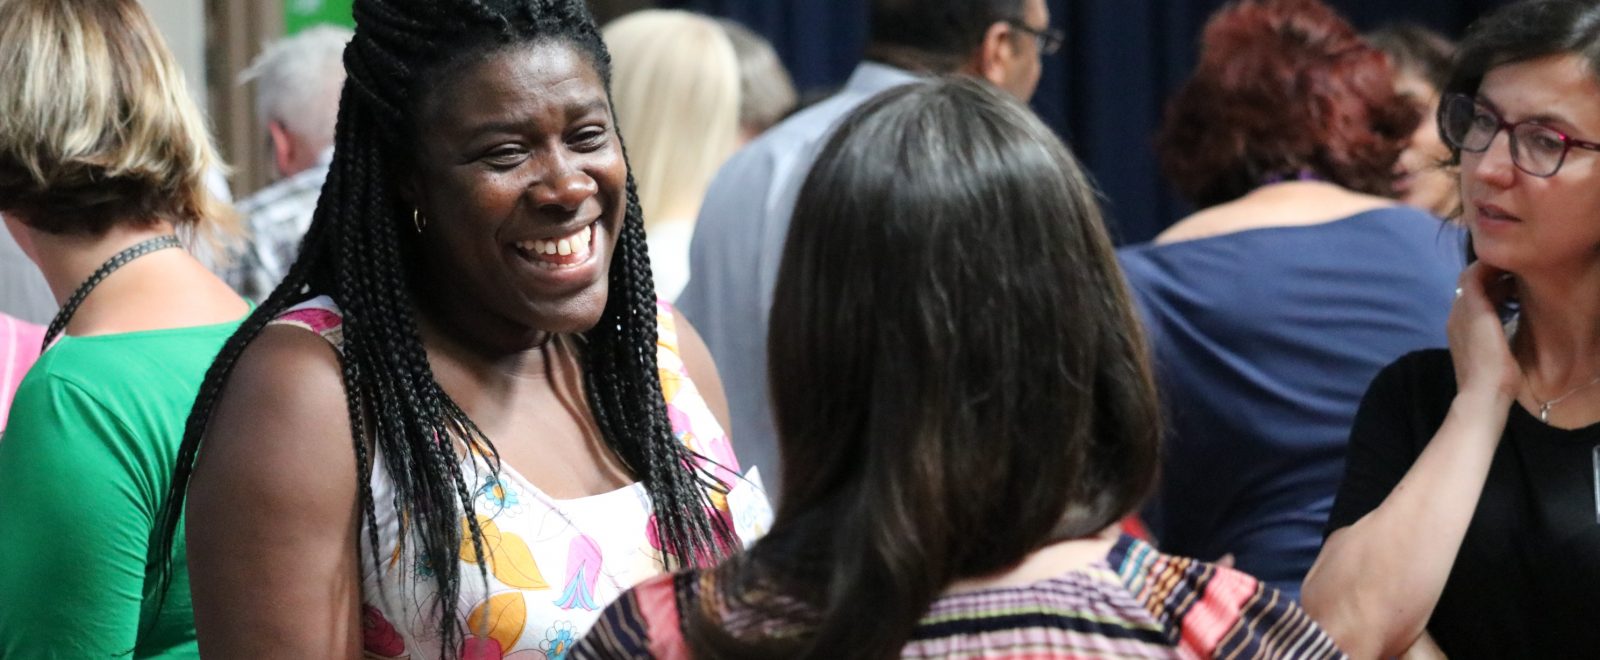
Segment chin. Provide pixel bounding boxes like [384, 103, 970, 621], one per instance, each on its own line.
[526, 283, 612, 336]
[1468, 241, 1522, 273]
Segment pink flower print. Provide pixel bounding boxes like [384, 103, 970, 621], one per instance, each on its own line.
[645, 514, 672, 556]
[646, 512, 732, 567]
[703, 434, 740, 473]
[553, 534, 603, 611]
[361, 604, 406, 658]
[667, 405, 693, 438]
[460, 637, 505, 660]
[277, 308, 342, 334]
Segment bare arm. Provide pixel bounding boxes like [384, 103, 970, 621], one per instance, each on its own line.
[185, 325, 364, 658]
[1302, 393, 1504, 656]
[1402, 632, 1448, 660]
[1302, 263, 1519, 657]
[674, 308, 733, 437]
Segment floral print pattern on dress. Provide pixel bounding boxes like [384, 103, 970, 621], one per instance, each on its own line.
[269, 296, 767, 659]
[539, 621, 578, 660]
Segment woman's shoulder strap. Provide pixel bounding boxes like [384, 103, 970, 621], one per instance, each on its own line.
[267, 295, 345, 352]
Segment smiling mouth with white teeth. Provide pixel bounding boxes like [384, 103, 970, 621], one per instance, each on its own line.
[513, 223, 595, 268]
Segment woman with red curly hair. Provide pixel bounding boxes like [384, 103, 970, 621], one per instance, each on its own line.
[1118, 0, 1464, 599]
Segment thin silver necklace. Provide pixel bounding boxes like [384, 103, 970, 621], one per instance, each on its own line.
[1507, 315, 1600, 423]
[1508, 317, 1600, 524]
[1528, 373, 1600, 423]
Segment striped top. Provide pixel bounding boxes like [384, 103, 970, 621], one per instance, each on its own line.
[573, 534, 1344, 659]
[0, 313, 43, 431]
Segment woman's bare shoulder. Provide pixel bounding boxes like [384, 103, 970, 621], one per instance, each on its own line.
[1156, 183, 1398, 245]
[194, 322, 355, 500]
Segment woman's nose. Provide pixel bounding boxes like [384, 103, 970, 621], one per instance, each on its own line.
[528, 157, 599, 212]
[1467, 130, 1517, 188]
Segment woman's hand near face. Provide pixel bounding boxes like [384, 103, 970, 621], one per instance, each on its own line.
[1448, 261, 1521, 406]
[185, 326, 364, 659]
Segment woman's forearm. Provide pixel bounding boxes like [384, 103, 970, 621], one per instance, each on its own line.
[1302, 390, 1508, 657]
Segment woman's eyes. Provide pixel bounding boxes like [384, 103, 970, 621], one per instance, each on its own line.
[1530, 132, 1567, 152]
[477, 126, 608, 167]
[483, 148, 528, 167]
[569, 126, 609, 150]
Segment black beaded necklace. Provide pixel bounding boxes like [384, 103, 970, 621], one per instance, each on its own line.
[41, 235, 183, 351]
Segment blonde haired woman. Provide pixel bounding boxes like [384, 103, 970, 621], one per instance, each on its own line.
[604, 10, 741, 301]
[0, 0, 248, 656]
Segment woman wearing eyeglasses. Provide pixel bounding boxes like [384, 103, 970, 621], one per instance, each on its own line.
[1301, 1, 1600, 656]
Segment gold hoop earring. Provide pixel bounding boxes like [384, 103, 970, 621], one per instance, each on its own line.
[413, 208, 426, 233]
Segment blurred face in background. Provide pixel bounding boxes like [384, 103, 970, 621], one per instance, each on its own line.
[998, 0, 1050, 101]
[1393, 70, 1457, 217]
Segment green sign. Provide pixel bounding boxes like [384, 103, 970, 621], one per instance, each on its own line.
[285, 0, 355, 34]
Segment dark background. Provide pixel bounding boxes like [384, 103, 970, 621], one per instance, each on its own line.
[590, 0, 1509, 244]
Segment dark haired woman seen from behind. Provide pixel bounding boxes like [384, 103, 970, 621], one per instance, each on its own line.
[574, 76, 1344, 659]
[160, 0, 766, 657]
[1121, 0, 1464, 598]
[1304, 1, 1600, 656]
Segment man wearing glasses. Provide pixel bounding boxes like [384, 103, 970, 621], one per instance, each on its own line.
[678, 0, 1059, 501]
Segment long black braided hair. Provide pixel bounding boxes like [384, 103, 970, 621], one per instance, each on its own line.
[152, 0, 732, 654]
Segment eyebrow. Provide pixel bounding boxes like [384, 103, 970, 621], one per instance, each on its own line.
[1480, 96, 1581, 130]
[569, 98, 610, 116]
[460, 99, 612, 136]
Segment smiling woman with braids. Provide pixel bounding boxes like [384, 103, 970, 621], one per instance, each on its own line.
[153, 0, 762, 657]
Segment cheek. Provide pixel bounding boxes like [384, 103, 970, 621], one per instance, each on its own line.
[424, 179, 525, 264]
[443, 176, 523, 224]
[1562, 182, 1600, 231]
[595, 157, 629, 222]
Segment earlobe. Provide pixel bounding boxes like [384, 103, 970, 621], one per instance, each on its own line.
[268, 121, 296, 179]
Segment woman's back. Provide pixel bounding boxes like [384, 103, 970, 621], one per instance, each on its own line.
[0, 0, 248, 655]
[1138, 0, 1454, 597]
[1121, 205, 1463, 594]
[575, 535, 1344, 659]
[0, 318, 243, 657]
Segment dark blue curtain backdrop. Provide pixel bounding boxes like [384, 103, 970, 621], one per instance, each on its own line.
[658, 0, 1510, 244]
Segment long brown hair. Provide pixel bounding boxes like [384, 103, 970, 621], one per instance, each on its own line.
[685, 76, 1162, 659]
